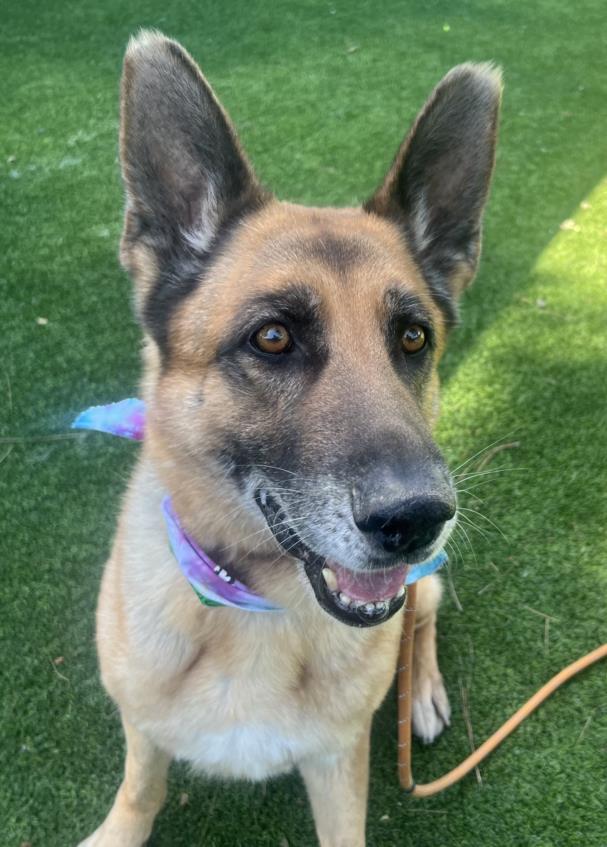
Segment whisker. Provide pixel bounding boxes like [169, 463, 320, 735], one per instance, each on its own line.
[455, 487, 485, 502]
[216, 517, 292, 555]
[458, 506, 507, 540]
[230, 463, 321, 484]
[454, 466, 527, 484]
[454, 522, 478, 565]
[449, 429, 521, 475]
[457, 512, 491, 542]
[446, 532, 466, 565]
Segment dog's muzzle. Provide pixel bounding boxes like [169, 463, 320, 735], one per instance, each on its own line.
[255, 489, 410, 628]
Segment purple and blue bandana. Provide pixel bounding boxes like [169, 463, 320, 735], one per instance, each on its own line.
[73, 398, 146, 441]
[72, 399, 447, 611]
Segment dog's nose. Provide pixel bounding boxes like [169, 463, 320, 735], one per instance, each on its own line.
[354, 496, 455, 556]
[352, 466, 456, 558]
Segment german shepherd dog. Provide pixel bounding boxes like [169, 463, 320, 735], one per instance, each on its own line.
[78, 31, 501, 847]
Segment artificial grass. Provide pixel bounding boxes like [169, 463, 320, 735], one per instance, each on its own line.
[1, 1, 606, 845]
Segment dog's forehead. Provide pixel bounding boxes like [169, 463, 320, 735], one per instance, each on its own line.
[239, 202, 422, 282]
[194, 201, 434, 319]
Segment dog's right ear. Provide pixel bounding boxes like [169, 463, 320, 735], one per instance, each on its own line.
[119, 31, 266, 312]
[365, 64, 501, 326]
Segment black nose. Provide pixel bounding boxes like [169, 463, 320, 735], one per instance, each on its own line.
[354, 496, 455, 556]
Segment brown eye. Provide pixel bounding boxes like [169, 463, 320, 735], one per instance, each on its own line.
[401, 325, 427, 354]
[253, 323, 292, 354]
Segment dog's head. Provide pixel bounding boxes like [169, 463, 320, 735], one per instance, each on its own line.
[119, 31, 501, 627]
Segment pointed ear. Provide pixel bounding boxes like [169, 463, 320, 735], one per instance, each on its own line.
[365, 63, 502, 324]
[119, 31, 267, 311]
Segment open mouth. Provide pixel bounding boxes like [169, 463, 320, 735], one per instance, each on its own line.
[255, 489, 409, 628]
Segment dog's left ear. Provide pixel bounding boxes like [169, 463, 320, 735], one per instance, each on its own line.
[365, 64, 502, 324]
[118, 30, 267, 325]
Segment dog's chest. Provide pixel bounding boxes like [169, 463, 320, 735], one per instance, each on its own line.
[133, 617, 387, 781]
[160, 709, 338, 781]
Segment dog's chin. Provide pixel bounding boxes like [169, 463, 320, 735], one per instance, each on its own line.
[254, 490, 408, 628]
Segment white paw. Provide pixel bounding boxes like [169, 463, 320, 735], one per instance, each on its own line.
[411, 672, 451, 744]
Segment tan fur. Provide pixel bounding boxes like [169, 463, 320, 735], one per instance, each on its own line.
[78, 203, 448, 847]
[77, 33, 501, 847]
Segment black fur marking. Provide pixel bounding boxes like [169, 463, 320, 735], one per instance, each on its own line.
[383, 287, 434, 335]
[215, 282, 329, 381]
[363, 211, 461, 329]
[142, 207, 261, 358]
[382, 287, 435, 390]
[143, 253, 205, 357]
[303, 234, 364, 273]
[223, 283, 324, 344]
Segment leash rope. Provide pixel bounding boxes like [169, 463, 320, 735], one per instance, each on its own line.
[398, 582, 607, 797]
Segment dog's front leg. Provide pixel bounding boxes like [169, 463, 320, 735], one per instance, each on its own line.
[77, 718, 170, 847]
[411, 574, 451, 744]
[299, 724, 370, 847]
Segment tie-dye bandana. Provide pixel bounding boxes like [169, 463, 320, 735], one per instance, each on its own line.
[72, 398, 146, 441]
[72, 399, 447, 610]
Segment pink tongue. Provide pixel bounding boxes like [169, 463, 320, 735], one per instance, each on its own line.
[327, 561, 409, 602]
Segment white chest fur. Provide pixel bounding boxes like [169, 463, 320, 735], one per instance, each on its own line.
[150, 714, 346, 781]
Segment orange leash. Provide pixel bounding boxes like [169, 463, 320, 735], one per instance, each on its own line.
[398, 582, 607, 797]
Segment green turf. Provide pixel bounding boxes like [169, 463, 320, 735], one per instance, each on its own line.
[1, 1, 606, 845]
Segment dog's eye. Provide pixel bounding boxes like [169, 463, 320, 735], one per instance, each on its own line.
[252, 323, 292, 355]
[401, 325, 427, 354]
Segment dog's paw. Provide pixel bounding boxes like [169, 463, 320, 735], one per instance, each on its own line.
[411, 671, 451, 744]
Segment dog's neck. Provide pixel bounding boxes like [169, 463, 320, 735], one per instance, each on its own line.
[73, 399, 292, 611]
[143, 446, 325, 616]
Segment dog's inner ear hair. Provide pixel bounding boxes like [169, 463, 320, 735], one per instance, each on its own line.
[365, 63, 502, 325]
[119, 31, 267, 294]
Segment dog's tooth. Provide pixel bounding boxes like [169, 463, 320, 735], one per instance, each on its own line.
[396, 585, 405, 599]
[338, 592, 352, 606]
[219, 568, 231, 582]
[322, 567, 338, 592]
[213, 566, 221, 574]
[364, 603, 376, 614]
[260, 489, 268, 507]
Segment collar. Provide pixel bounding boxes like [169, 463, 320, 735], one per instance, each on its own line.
[72, 398, 447, 610]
